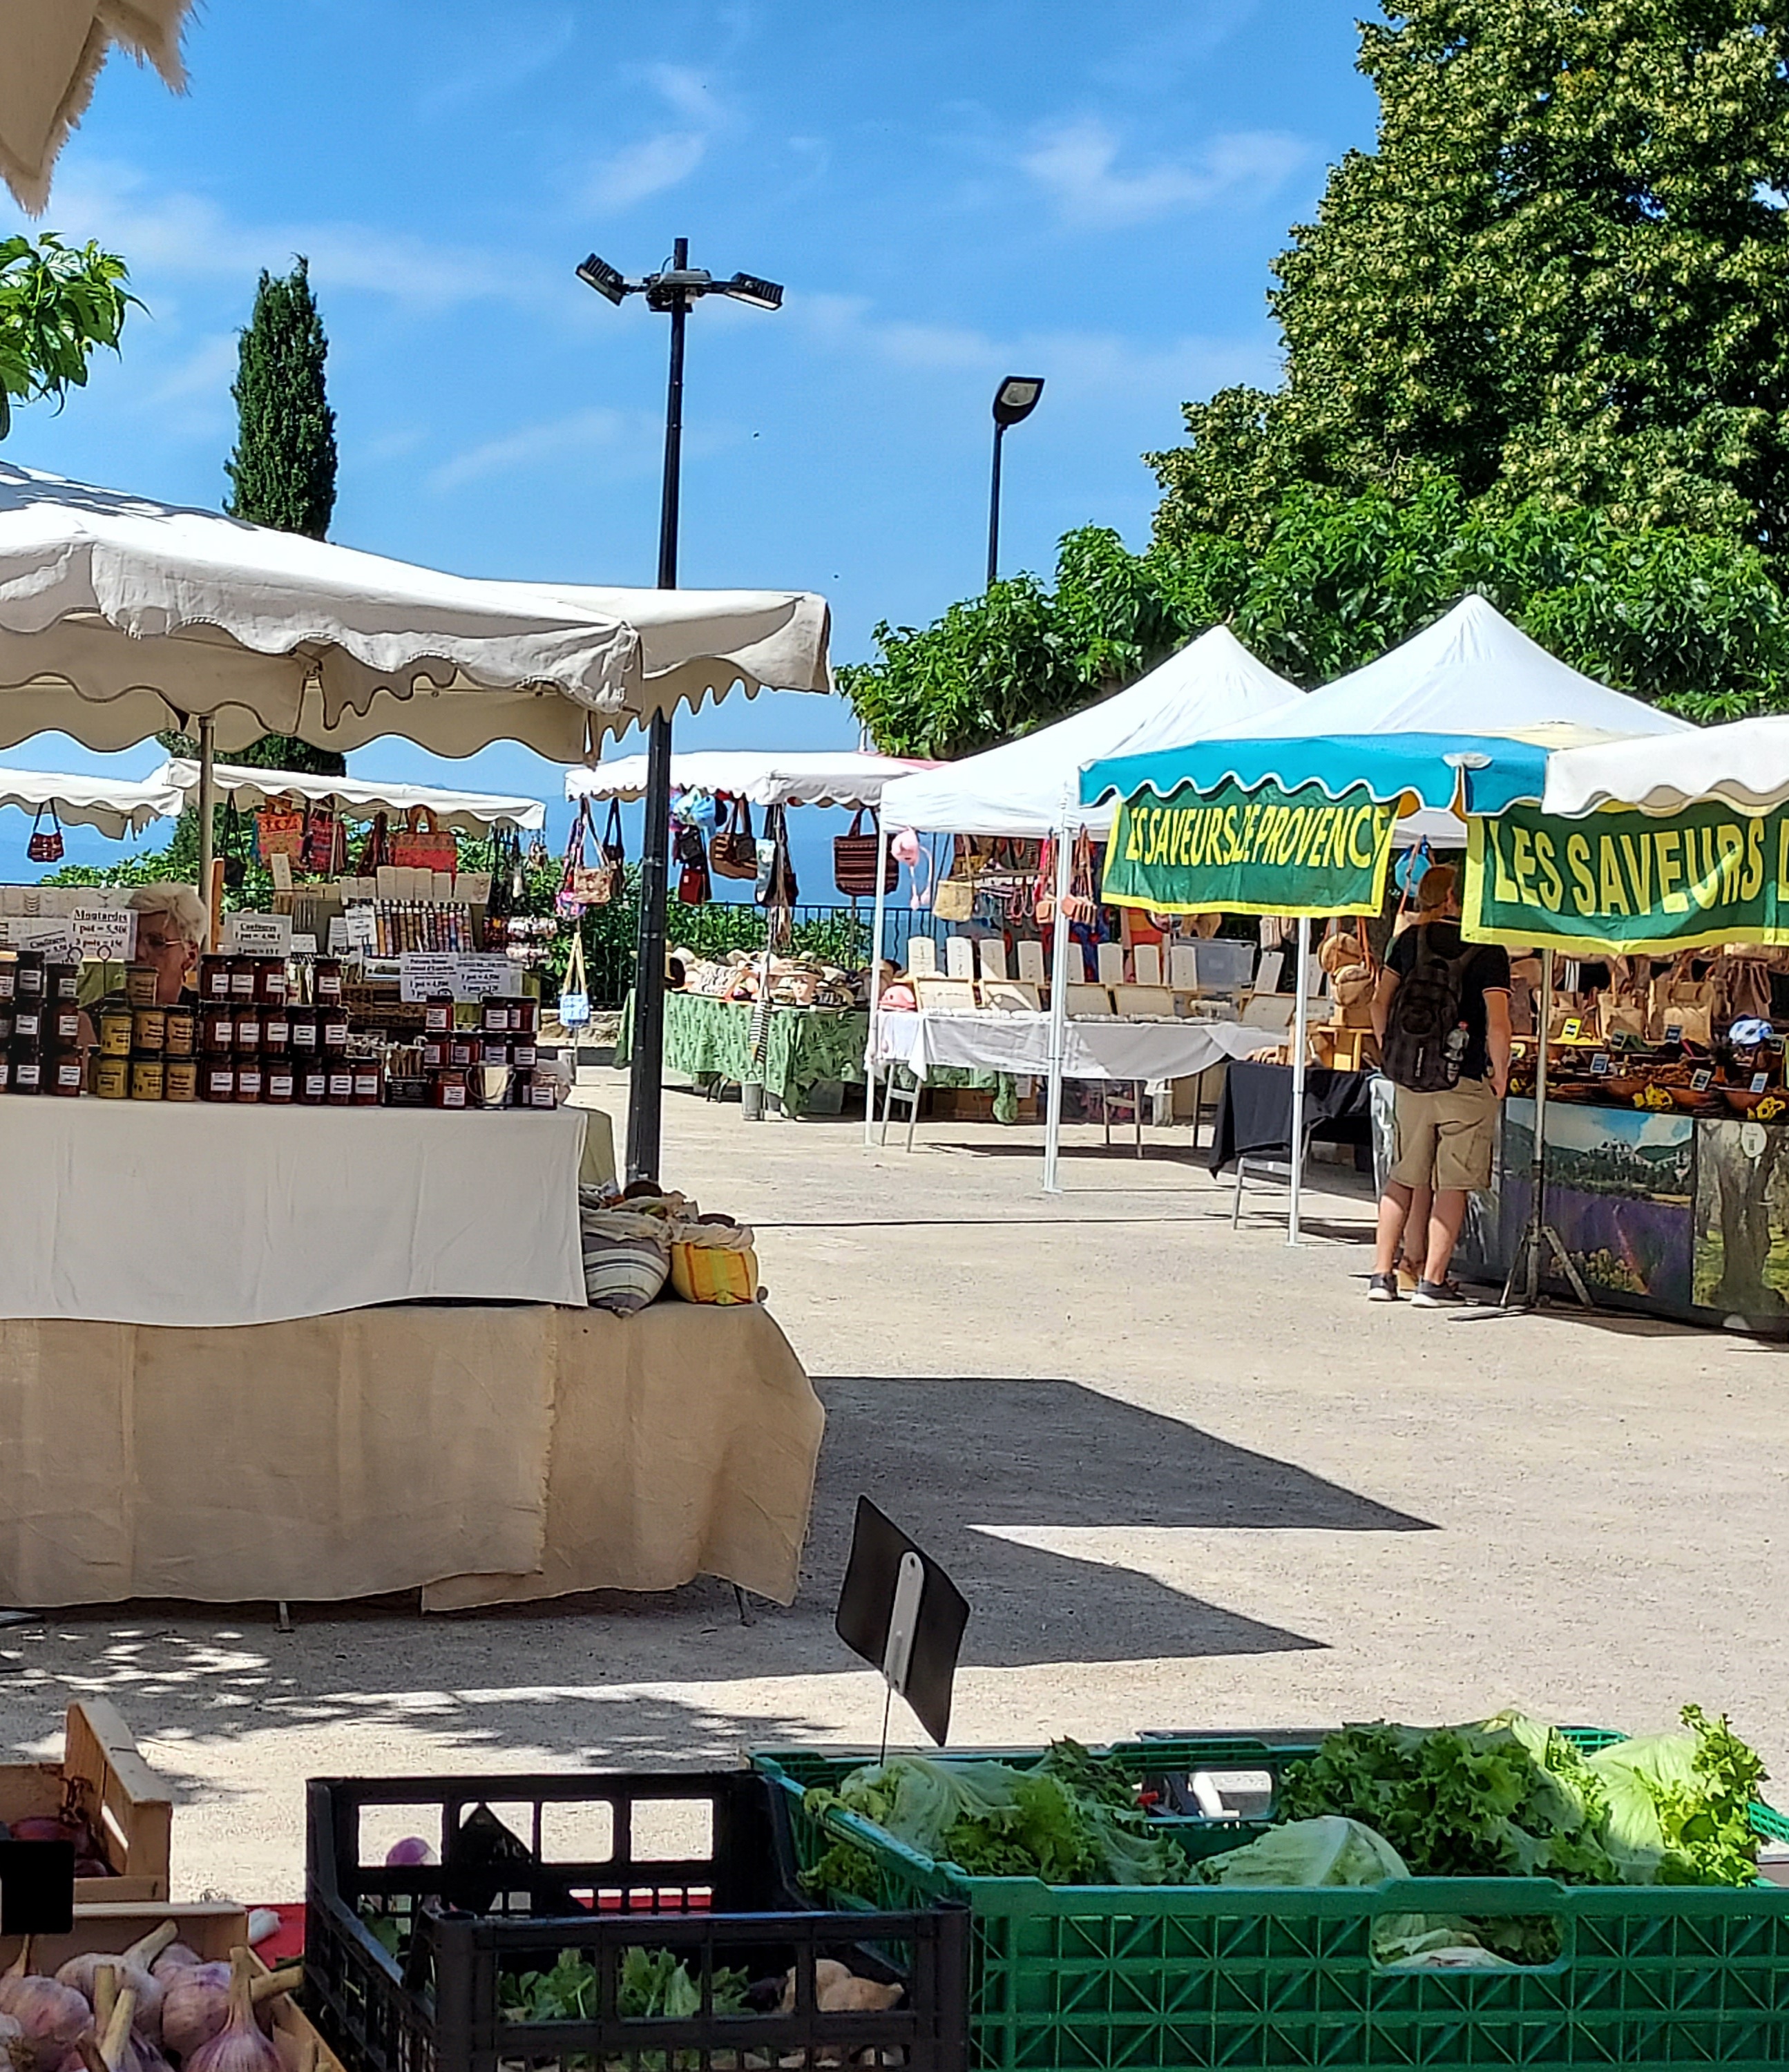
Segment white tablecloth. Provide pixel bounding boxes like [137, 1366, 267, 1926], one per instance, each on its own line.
[0, 1100, 588, 1326]
[872, 1010, 1271, 1084]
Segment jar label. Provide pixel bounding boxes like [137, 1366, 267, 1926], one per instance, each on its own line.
[208, 1070, 235, 1095]
[56, 1061, 82, 1088]
[439, 1085, 467, 1107]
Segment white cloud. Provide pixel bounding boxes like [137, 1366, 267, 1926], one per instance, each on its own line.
[148, 334, 238, 405]
[429, 406, 631, 491]
[586, 131, 709, 211]
[1020, 118, 1305, 230]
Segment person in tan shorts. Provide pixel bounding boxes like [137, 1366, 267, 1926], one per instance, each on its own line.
[1368, 865, 1511, 1306]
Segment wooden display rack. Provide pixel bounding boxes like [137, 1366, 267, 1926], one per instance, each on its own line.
[0, 1700, 173, 1903]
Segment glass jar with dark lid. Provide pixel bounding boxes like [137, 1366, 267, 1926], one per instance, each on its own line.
[164, 1005, 197, 1058]
[200, 1055, 236, 1102]
[234, 1059, 264, 1102]
[0, 1005, 14, 1044]
[200, 1004, 234, 1053]
[13, 951, 44, 999]
[131, 1006, 166, 1054]
[49, 1002, 82, 1048]
[229, 957, 257, 1000]
[200, 955, 233, 1001]
[321, 1009, 349, 1052]
[263, 1008, 291, 1052]
[481, 997, 513, 1033]
[314, 958, 345, 1006]
[352, 1057, 383, 1106]
[233, 1006, 262, 1052]
[431, 1068, 469, 1109]
[130, 1055, 164, 1100]
[0, 963, 15, 1004]
[479, 1035, 510, 1067]
[510, 995, 539, 1035]
[164, 1057, 198, 1102]
[10, 1046, 41, 1095]
[289, 1008, 318, 1052]
[48, 1048, 84, 1097]
[264, 1056, 295, 1104]
[12, 1001, 43, 1046]
[423, 993, 455, 1035]
[256, 958, 288, 1006]
[93, 1053, 127, 1100]
[512, 1037, 537, 1071]
[47, 963, 79, 1002]
[326, 1064, 354, 1105]
[447, 1032, 477, 1071]
[0, 1052, 11, 1093]
[299, 1062, 328, 1104]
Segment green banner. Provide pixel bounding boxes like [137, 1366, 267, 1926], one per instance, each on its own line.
[1101, 779, 1398, 918]
[1465, 801, 1789, 953]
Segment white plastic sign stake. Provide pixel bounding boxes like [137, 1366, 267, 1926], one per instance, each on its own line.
[881, 1551, 925, 1696]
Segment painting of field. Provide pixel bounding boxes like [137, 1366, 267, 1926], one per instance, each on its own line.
[1503, 1100, 1694, 1310]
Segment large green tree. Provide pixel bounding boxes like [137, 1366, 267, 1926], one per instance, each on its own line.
[1154, 0, 1789, 550]
[222, 256, 343, 776]
[0, 233, 136, 438]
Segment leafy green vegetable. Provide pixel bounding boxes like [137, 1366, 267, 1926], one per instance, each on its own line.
[1587, 1705, 1767, 1887]
[497, 1946, 750, 2024]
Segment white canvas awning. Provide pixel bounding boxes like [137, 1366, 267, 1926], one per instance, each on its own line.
[0, 466, 832, 762]
[0, 764, 181, 839]
[157, 759, 546, 834]
[877, 624, 1299, 837]
[1540, 715, 1789, 818]
[568, 749, 937, 810]
[1, 0, 192, 214]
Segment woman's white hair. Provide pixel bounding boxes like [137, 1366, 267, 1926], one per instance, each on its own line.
[128, 881, 210, 948]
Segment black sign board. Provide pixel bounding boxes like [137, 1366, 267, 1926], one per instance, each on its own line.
[834, 1498, 969, 1747]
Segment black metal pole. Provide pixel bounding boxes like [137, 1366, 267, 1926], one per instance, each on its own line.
[986, 420, 1005, 590]
[625, 236, 688, 1184]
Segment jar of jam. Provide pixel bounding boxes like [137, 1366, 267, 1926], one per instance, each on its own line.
[200, 1004, 234, 1052]
[48, 1048, 84, 1097]
[99, 1006, 135, 1057]
[263, 1009, 290, 1052]
[200, 955, 233, 1001]
[265, 1056, 295, 1104]
[481, 997, 513, 1033]
[326, 1064, 354, 1105]
[164, 1004, 197, 1058]
[0, 963, 15, 1004]
[131, 1055, 164, 1100]
[423, 993, 455, 1035]
[431, 1068, 469, 1110]
[447, 1033, 477, 1071]
[352, 1058, 383, 1106]
[47, 963, 79, 1003]
[10, 1046, 41, 1095]
[321, 1009, 349, 1053]
[314, 957, 345, 1007]
[13, 1002, 42, 1046]
[229, 957, 257, 1001]
[164, 1057, 198, 1102]
[50, 1002, 82, 1048]
[14, 951, 44, 999]
[525, 1075, 559, 1109]
[511, 995, 539, 1035]
[289, 1008, 318, 1053]
[479, 1035, 510, 1067]
[200, 1055, 236, 1102]
[256, 957, 288, 1006]
[0, 1005, 14, 1044]
[421, 1035, 447, 1071]
[234, 1006, 262, 1052]
[299, 1063, 329, 1104]
[131, 1006, 166, 1054]
[512, 1037, 537, 1071]
[233, 1059, 263, 1103]
[93, 1053, 128, 1099]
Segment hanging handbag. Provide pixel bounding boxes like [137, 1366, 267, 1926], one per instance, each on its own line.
[557, 931, 591, 1027]
[601, 800, 626, 868]
[754, 804, 798, 908]
[392, 806, 457, 874]
[709, 796, 758, 879]
[26, 803, 64, 865]
[356, 811, 392, 878]
[1650, 951, 1716, 1044]
[678, 856, 712, 906]
[1060, 830, 1100, 925]
[833, 808, 897, 898]
[674, 821, 707, 868]
[254, 803, 306, 861]
[561, 800, 613, 910]
[220, 797, 248, 889]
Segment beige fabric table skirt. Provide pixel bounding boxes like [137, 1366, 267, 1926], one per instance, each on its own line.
[0, 1301, 822, 1610]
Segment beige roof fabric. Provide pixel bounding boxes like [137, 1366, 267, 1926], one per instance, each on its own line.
[0, 761, 180, 837]
[0, 465, 831, 758]
[157, 758, 548, 832]
[568, 748, 937, 809]
[0, 0, 193, 214]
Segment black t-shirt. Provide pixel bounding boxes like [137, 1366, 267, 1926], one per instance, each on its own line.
[1386, 921, 1511, 1082]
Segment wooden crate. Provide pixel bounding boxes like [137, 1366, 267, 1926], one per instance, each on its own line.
[0, 1903, 346, 2072]
[928, 1088, 995, 1122]
[0, 1700, 172, 1903]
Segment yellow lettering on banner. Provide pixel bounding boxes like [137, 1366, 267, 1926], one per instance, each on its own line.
[1223, 804, 1241, 865]
[1308, 806, 1332, 869]
[1489, 821, 1522, 904]
[1533, 829, 1563, 912]
[1512, 824, 1538, 905]
[1174, 809, 1193, 867]
[1654, 829, 1688, 914]
[1331, 808, 1355, 870]
[1273, 810, 1299, 867]
[1744, 817, 1766, 901]
[1618, 832, 1654, 913]
[1716, 823, 1745, 904]
[1777, 816, 1789, 900]
[1566, 833, 1595, 914]
[1122, 807, 1143, 864]
[1252, 805, 1278, 863]
[1688, 827, 1721, 912]
[1599, 837, 1631, 916]
[1289, 806, 1315, 866]
[1348, 805, 1376, 868]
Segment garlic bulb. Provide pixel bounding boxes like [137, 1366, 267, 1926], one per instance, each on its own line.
[180, 1957, 276, 2072]
[0, 1959, 90, 2072]
[155, 1972, 229, 2064]
[1, 2011, 28, 2072]
[145, 1957, 198, 1991]
[53, 1962, 162, 2044]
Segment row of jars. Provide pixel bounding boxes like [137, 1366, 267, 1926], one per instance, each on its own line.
[195, 953, 345, 1009]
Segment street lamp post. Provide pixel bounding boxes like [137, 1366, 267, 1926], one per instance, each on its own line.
[986, 374, 1044, 589]
[577, 238, 783, 1183]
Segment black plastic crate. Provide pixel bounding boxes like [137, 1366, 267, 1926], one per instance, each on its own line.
[305, 1769, 968, 2072]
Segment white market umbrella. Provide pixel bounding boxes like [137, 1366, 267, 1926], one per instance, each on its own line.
[0, 0, 191, 215]
[1540, 713, 1789, 818]
[569, 748, 936, 810]
[158, 758, 546, 834]
[0, 465, 832, 762]
[0, 762, 180, 839]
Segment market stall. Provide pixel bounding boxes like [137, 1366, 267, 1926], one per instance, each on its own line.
[0, 461, 832, 1604]
[615, 984, 868, 1117]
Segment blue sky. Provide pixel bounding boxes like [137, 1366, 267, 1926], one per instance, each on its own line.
[0, 0, 1375, 878]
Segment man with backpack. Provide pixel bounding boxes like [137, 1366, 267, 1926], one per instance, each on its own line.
[1368, 863, 1512, 1306]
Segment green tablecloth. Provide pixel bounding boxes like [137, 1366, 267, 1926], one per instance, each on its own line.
[617, 990, 868, 1118]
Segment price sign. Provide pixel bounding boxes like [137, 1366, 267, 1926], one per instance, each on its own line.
[1665, 1024, 1684, 1044]
[0, 917, 72, 955]
[450, 953, 519, 1001]
[398, 952, 459, 1003]
[223, 911, 293, 956]
[326, 917, 351, 954]
[1752, 1072, 1771, 1095]
[1560, 1016, 1584, 1042]
[289, 932, 318, 956]
[1692, 1068, 1714, 1092]
[1591, 1053, 1611, 1076]
[342, 905, 377, 950]
[69, 906, 136, 962]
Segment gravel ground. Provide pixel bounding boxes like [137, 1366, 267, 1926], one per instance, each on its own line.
[2, 1064, 1783, 1899]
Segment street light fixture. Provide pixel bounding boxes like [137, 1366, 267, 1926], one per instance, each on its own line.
[986, 374, 1044, 590]
[577, 237, 785, 1184]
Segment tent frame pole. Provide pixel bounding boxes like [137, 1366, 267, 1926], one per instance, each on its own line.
[196, 714, 217, 948]
[1288, 915, 1311, 1244]
[1494, 945, 1596, 1313]
[864, 818, 890, 1147]
[1042, 814, 1074, 1194]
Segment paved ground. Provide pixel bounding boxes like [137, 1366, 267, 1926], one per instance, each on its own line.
[3, 1065, 1784, 1899]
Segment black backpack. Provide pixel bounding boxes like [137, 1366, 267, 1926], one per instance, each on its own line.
[1382, 930, 1476, 1092]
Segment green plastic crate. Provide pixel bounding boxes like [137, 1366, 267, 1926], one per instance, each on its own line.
[755, 1735, 1789, 2071]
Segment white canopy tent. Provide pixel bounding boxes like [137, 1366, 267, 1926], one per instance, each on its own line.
[158, 758, 546, 834]
[878, 623, 1297, 838]
[1540, 714, 1787, 818]
[0, 765, 181, 841]
[569, 748, 935, 810]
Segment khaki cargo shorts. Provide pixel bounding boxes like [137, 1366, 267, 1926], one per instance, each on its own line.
[1390, 1075, 1499, 1193]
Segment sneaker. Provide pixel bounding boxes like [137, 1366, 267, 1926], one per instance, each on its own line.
[1366, 1272, 1400, 1302]
[1410, 1278, 1466, 1307]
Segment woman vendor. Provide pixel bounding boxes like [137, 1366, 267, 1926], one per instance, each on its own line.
[78, 882, 209, 1062]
